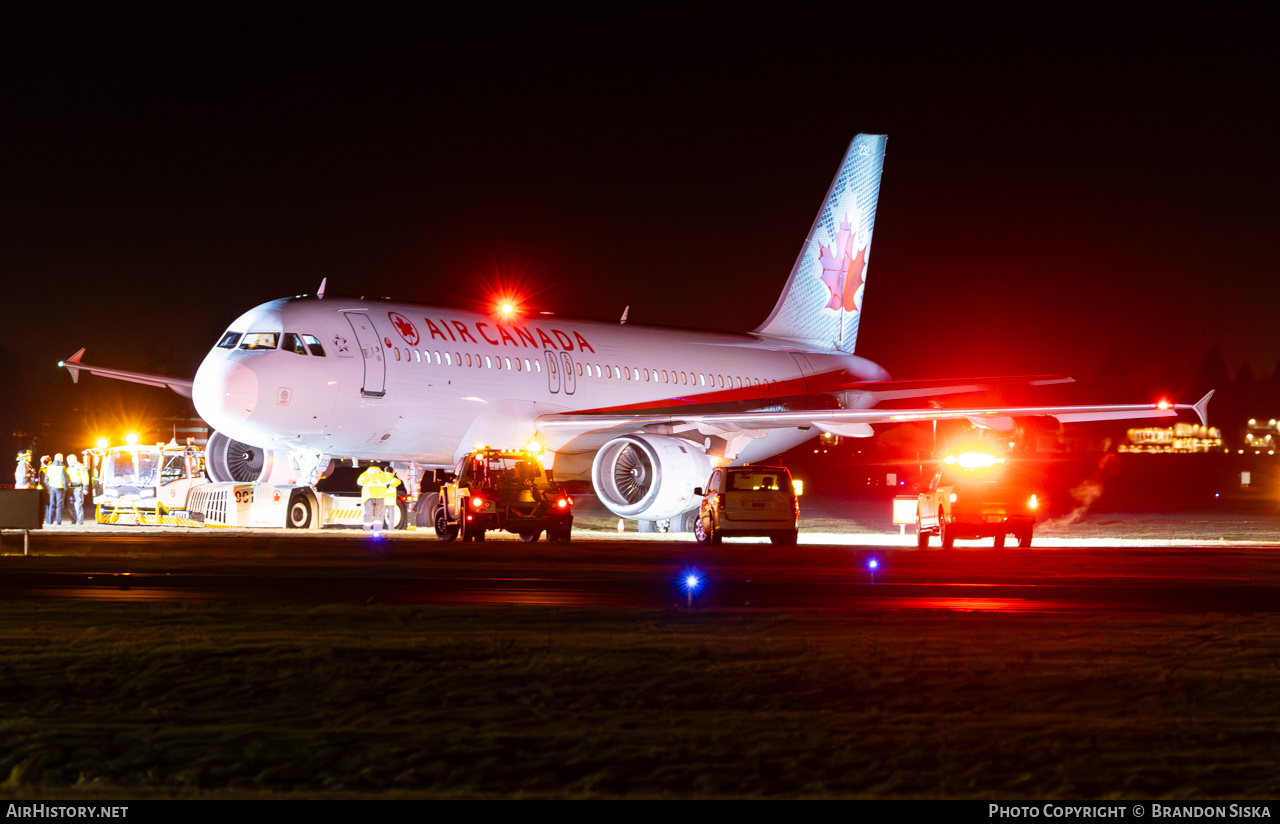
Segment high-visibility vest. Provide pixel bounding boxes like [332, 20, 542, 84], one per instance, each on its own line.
[357, 467, 388, 501]
[383, 474, 400, 505]
[46, 464, 66, 489]
[67, 464, 87, 486]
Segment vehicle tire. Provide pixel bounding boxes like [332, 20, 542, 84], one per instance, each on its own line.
[434, 506, 458, 542]
[1017, 528, 1033, 548]
[549, 526, 571, 543]
[939, 510, 955, 549]
[417, 493, 438, 529]
[519, 530, 542, 542]
[694, 514, 711, 544]
[916, 514, 929, 548]
[676, 510, 698, 533]
[388, 501, 406, 530]
[993, 533, 1006, 549]
[710, 525, 722, 545]
[286, 493, 312, 529]
[769, 529, 798, 545]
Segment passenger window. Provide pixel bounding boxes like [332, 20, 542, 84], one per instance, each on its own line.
[240, 332, 279, 350]
[217, 331, 242, 349]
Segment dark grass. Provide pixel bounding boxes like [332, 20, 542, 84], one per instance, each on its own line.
[2, 602, 1279, 798]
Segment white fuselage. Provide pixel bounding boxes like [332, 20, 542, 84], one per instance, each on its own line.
[191, 296, 890, 469]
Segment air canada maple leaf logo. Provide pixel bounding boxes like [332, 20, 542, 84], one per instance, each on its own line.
[388, 312, 419, 346]
[817, 219, 870, 314]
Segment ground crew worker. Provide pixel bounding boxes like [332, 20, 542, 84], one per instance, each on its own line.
[65, 453, 87, 525]
[357, 464, 390, 532]
[45, 454, 67, 525]
[14, 451, 33, 489]
[38, 455, 51, 518]
[382, 469, 401, 530]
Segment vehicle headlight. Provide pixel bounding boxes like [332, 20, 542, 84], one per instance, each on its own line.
[1028, 494, 1039, 511]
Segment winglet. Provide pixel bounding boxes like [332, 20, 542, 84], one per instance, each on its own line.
[59, 348, 86, 384]
[1193, 390, 1214, 427]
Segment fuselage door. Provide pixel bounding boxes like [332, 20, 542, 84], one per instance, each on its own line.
[343, 312, 386, 397]
[544, 350, 560, 394]
[560, 352, 577, 395]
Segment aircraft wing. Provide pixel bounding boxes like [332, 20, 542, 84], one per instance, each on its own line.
[60, 349, 194, 398]
[535, 392, 1214, 447]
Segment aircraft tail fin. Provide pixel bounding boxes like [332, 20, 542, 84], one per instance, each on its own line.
[753, 134, 888, 354]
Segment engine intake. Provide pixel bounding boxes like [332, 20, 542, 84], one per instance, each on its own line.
[204, 430, 274, 483]
[591, 434, 711, 521]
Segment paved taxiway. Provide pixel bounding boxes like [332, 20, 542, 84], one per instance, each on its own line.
[5, 522, 1280, 613]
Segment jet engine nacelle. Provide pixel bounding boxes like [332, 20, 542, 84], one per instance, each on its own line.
[591, 434, 712, 521]
[204, 430, 300, 485]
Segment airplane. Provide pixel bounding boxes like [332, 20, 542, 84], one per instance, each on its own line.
[63, 133, 1212, 531]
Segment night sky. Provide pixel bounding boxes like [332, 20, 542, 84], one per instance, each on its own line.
[2, 9, 1276, 446]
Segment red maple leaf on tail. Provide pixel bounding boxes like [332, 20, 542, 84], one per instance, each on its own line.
[817, 220, 869, 313]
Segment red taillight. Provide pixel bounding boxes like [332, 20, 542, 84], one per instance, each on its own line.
[470, 496, 485, 511]
[556, 496, 571, 509]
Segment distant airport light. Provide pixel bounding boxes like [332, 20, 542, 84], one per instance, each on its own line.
[867, 557, 879, 583]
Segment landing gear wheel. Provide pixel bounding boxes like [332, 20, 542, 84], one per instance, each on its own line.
[286, 494, 312, 529]
[940, 512, 955, 549]
[1017, 528, 1033, 548]
[434, 507, 458, 542]
[417, 493, 438, 529]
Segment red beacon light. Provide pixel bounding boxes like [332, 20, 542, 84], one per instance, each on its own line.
[492, 296, 523, 321]
[1157, 399, 1172, 410]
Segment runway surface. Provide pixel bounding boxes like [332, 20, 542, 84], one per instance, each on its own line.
[6, 518, 1280, 798]
[5, 521, 1280, 613]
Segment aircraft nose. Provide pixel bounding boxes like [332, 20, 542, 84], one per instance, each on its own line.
[192, 357, 259, 432]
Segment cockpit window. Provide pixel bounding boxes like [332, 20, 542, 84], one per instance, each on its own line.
[302, 334, 326, 357]
[281, 333, 309, 355]
[240, 332, 279, 350]
[217, 331, 242, 349]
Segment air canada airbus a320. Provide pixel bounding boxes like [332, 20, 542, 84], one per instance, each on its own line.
[64, 134, 1211, 531]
